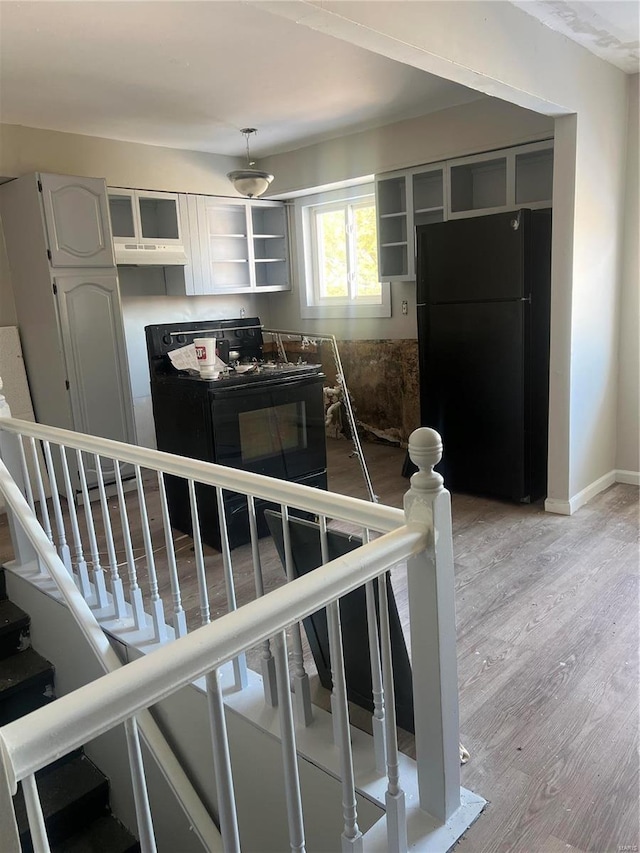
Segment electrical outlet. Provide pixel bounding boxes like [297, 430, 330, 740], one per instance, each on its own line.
[401, 300, 408, 315]
[240, 307, 246, 319]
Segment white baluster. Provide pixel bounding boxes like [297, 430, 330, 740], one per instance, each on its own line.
[157, 471, 187, 638]
[404, 427, 461, 822]
[27, 437, 53, 546]
[248, 495, 277, 706]
[363, 529, 387, 774]
[124, 716, 157, 853]
[76, 449, 109, 609]
[0, 388, 38, 569]
[21, 774, 51, 853]
[273, 630, 306, 852]
[318, 514, 342, 746]
[205, 668, 241, 853]
[281, 504, 313, 727]
[41, 441, 72, 572]
[325, 596, 363, 851]
[17, 435, 36, 513]
[114, 460, 146, 630]
[59, 445, 92, 598]
[216, 486, 248, 690]
[134, 465, 166, 643]
[188, 479, 211, 626]
[18, 435, 48, 575]
[378, 570, 407, 853]
[95, 454, 127, 619]
[317, 517, 363, 849]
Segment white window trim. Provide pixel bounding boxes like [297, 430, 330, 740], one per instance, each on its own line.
[293, 183, 391, 320]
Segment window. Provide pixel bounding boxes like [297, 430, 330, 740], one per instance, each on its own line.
[294, 183, 390, 319]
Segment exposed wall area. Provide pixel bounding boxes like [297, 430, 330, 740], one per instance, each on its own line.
[319, 340, 420, 445]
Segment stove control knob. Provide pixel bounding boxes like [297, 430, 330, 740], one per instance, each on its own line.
[162, 334, 172, 345]
[177, 334, 187, 344]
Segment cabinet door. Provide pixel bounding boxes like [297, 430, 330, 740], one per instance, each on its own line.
[40, 174, 115, 267]
[54, 273, 134, 448]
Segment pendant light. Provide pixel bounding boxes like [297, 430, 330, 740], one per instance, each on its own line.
[227, 128, 274, 198]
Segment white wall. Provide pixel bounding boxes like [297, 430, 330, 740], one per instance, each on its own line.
[262, 97, 554, 342]
[263, 0, 633, 506]
[117, 267, 270, 447]
[0, 122, 242, 196]
[616, 74, 639, 481]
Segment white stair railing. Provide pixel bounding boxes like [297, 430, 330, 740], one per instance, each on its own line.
[0, 453, 221, 853]
[0, 395, 486, 850]
[0, 469, 426, 852]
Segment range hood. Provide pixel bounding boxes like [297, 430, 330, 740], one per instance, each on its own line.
[114, 242, 188, 266]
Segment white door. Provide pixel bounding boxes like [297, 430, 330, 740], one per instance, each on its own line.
[41, 173, 115, 267]
[54, 273, 135, 486]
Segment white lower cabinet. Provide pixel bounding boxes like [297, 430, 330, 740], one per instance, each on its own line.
[54, 273, 134, 446]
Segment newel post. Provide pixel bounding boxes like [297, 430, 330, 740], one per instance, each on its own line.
[404, 427, 461, 823]
[0, 377, 37, 568]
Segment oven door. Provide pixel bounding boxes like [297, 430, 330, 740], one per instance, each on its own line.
[210, 375, 326, 479]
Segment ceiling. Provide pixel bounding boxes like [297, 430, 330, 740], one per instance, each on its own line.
[0, 1, 637, 161]
[514, 1, 639, 73]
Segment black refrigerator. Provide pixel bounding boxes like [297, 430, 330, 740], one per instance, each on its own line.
[416, 208, 552, 503]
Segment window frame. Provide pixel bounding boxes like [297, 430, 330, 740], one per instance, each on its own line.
[294, 183, 391, 320]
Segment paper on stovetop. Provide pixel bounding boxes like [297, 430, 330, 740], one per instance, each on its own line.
[168, 343, 199, 372]
[168, 343, 228, 373]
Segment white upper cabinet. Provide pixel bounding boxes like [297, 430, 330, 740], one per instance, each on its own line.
[446, 140, 553, 220]
[375, 163, 445, 282]
[193, 196, 290, 295]
[375, 140, 553, 280]
[40, 173, 115, 267]
[108, 188, 188, 265]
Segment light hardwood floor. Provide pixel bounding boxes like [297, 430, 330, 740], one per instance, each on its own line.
[1, 436, 638, 853]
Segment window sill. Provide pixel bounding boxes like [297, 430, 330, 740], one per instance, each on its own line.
[300, 301, 391, 320]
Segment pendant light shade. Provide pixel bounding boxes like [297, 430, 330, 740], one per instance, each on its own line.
[227, 128, 274, 198]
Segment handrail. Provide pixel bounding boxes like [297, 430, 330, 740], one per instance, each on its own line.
[0, 456, 222, 851]
[0, 522, 425, 789]
[0, 416, 403, 533]
[0, 414, 478, 848]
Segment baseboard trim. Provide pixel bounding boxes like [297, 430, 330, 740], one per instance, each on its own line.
[545, 469, 617, 516]
[616, 469, 640, 486]
[544, 497, 572, 515]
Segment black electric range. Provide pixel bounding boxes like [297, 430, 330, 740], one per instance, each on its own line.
[145, 318, 327, 550]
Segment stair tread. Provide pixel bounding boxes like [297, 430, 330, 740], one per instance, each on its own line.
[0, 599, 30, 635]
[51, 813, 140, 853]
[0, 646, 54, 696]
[1, 591, 137, 851]
[14, 753, 109, 837]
